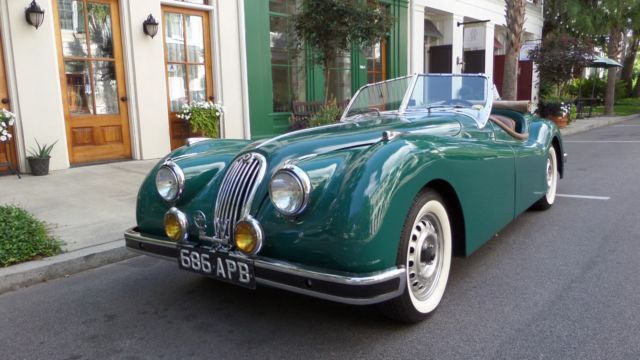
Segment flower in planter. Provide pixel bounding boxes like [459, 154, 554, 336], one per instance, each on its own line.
[0, 108, 16, 143]
[177, 101, 224, 138]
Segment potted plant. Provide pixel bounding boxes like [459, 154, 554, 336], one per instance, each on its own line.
[27, 139, 57, 176]
[537, 100, 571, 128]
[177, 101, 223, 138]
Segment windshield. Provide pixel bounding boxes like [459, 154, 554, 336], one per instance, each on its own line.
[342, 74, 492, 127]
[344, 76, 412, 118]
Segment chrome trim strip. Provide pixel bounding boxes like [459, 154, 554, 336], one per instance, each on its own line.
[255, 278, 404, 306]
[254, 258, 405, 286]
[124, 228, 178, 249]
[124, 227, 405, 304]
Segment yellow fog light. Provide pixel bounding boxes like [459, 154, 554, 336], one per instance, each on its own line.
[164, 207, 188, 242]
[234, 217, 263, 255]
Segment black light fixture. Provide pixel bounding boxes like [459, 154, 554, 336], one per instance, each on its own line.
[25, 0, 45, 29]
[143, 14, 159, 38]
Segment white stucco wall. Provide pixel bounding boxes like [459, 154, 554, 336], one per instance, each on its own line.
[410, 0, 543, 94]
[0, 0, 248, 171]
[124, 0, 171, 159]
[3, 0, 69, 171]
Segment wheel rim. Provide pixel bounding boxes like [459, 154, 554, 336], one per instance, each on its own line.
[407, 213, 444, 301]
[545, 148, 558, 204]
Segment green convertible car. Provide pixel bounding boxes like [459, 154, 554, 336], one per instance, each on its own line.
[125, 74, 564, 322]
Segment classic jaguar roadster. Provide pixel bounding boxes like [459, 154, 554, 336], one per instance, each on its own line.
[125, 74, 564, 322]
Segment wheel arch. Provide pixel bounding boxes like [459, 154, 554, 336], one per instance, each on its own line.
[551, 136, 564, 178]
[422, 179, 466, 257]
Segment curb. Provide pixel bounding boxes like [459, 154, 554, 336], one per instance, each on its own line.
[560, 114, 639, 137]
[0, 240, 138, 295]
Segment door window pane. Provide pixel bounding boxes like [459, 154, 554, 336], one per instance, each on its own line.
[165, 13, 185, 62]
[59, 0, 88, 57]
[93, 61, 119, 114]
[87, 3, 114, 59]
[64, 61, 93, 114]
[188, 65, 206, 102]
[167, 64, 187, 112]
[186, 16, 205, 63]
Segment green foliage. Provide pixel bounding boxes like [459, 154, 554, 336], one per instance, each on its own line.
[309, 98, 341, 127]
[0, 205, 62, 267]
[529, 33, 594, 93]
[27, 139, 58, 159]
[566, 77, 627, 100]
[291, 0, 393, 101]
[177, 101, 223, 138]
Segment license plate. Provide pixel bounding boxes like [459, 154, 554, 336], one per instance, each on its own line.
[178, 246, 255, 289]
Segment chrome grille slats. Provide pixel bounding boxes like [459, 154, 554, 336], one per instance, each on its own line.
[214, 153, 267, 242]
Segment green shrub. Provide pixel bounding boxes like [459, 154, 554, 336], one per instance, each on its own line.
[0, 205, 62, 267]
[309, 99, 341, 127]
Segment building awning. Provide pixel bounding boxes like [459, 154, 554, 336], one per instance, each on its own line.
[424, 19, 443, 40]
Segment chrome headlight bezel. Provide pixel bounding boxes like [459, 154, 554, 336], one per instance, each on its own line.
[269, 164, 311, 216]
[155, 161, 185, 203]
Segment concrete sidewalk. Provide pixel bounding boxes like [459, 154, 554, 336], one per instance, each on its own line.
[1, 112, 638, 295]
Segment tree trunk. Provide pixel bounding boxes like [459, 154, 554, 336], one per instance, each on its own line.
[620, 31, 639, 97]
[604, 28, 622, 116]
[633, 73, 640, 98]
[502, 0, 526, 100]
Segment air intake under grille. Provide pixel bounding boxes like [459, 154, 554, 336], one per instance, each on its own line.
[213, 153, 267, 242]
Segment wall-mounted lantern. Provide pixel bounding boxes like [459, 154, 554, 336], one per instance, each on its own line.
[143, 14, 159, 38]
[25, 0, 45, 29]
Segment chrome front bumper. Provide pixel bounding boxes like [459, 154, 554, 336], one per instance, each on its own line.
[124, 227, 405, 305]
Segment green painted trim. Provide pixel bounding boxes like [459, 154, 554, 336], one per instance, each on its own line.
[244, 0, 408, 138]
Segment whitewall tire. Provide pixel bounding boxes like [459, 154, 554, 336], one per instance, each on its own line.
[532, 146, 558, 210]
[380, 189, 452, 322]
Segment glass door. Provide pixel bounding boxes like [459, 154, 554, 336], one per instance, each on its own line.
[162, 6, 214, 150]
[54, 0, 131, 164]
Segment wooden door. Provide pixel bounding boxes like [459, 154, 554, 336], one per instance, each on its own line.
[162, 6, 214, 150]
[0, 29, 16, 173]
[54, 0, 131, 164]
[428, 45, 452, 73]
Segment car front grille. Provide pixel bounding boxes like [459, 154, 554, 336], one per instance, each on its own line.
[213, 153, 267, 242]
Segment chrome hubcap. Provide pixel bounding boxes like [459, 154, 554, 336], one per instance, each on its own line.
[407, 215, 443, 301]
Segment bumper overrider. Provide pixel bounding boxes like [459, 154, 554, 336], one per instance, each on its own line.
[124, 227, 406, 305]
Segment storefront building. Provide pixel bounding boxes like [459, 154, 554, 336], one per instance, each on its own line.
[0, 0, 248, 172]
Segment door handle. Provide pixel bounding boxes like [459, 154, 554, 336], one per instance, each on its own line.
[1, 98, 9, 104]
[120, 96, 128, 102]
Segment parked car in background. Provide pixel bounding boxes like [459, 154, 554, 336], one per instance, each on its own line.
[125, 74, 564, 322]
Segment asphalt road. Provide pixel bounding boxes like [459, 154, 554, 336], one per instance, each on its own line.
[2, 117, 640, 360]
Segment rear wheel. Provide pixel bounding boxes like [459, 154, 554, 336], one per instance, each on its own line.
[532, 146, 558, 210]
[379, 189, 452, 322]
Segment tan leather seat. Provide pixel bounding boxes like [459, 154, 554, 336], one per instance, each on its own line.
[489, 114, 529, 140]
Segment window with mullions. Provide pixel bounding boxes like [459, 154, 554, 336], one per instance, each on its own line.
[269, 0, 305, 113]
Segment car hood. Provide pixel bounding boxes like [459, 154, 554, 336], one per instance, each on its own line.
[249, 114, 462, 165]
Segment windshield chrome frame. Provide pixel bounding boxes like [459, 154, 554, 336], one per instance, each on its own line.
[341, 73, 493, 128]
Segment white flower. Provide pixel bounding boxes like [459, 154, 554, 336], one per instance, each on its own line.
[1, 129, 6, 135]
[0, 135, 6, 142]
[8, 119, 14, 126]
[6, 133, 11, 139]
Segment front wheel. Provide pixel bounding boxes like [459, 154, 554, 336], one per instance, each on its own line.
[379, 189, 452, 322]
[532, 146, 558, 211]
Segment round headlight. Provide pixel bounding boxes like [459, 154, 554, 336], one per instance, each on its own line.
[269, 165, 311, 216]
[164, 207, 188, 242]
[156, 161, 184, 202]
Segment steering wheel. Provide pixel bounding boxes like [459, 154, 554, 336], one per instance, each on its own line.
[442, 99, 473, 107]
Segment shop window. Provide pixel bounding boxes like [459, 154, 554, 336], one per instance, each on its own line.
[365, 41, 387, 84]
[269, 0, 305, 113]
[328, 52, 352, 102]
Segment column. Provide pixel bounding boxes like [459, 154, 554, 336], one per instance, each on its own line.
[409, 2, 425, 74]
[484, 22, 495, 81]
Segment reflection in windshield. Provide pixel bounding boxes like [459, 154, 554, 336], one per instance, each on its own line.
[343, 74, 490, 121]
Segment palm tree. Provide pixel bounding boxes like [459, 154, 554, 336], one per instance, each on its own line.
[502, 0, 528, 100]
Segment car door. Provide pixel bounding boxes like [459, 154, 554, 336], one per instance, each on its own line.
[489, 119, 545, 215]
